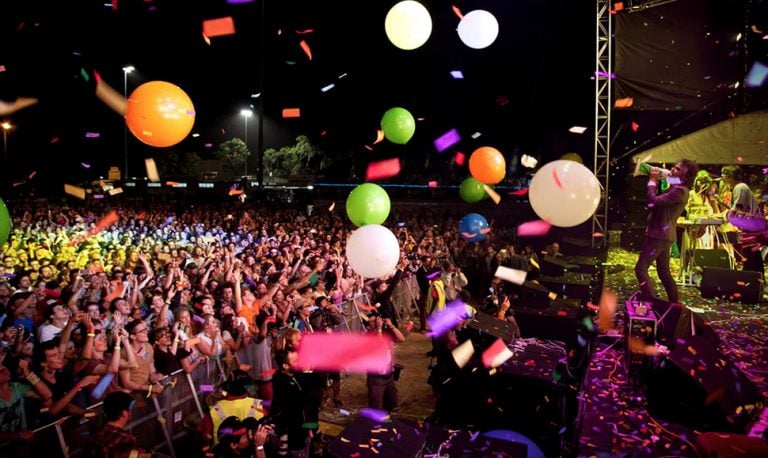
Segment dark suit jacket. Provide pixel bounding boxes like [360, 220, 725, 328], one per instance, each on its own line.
[646, 183, 689, 242]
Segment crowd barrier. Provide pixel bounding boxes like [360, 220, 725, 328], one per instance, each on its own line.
[390, 274, 420, 324]
[1, 358, 229, 458]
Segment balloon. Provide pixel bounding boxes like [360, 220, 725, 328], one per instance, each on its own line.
[560, 152, 583, 164]
[0, 197, 11, 248]
[457, 10, 499, 49]
[346, 183, 391, 226]
[529, 160, 601, 227]
[346, 224, 400, 278]
[727, 210, 768, 233]
[125, 81, 196, 148]
[459, 213, 489, 242]
[459, 177, 486, 203]
[381, 107, 416, 144]
[469, 146, 506, 185]
[385, 1, 433, 50]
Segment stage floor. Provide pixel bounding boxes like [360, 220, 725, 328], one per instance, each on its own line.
[310, 247, 768, 457]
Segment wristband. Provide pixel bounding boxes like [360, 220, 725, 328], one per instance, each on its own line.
[256, 445, 264, 451]
[115, 345, 121, 351]
[26, 373, 41, 385]
[87, 333, 96, 337]
[147, 384, 153, 398]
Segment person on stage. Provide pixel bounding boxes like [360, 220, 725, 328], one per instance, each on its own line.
[635, 159, 699, 304]
[721, 165, 766, 276]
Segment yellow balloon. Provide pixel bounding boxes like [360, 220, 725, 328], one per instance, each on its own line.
[385, 1, 433, 51]
[560, 152, 583, 164]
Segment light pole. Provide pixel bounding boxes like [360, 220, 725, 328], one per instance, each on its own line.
[1, 122, 11, 162]
[240, 109, 253, 178]
[122, 65, 135, 180]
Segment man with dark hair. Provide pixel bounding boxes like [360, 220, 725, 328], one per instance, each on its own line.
[199, 369, 265, 446]
[86, 391, 150, 458]
[635, 159, 699, 304]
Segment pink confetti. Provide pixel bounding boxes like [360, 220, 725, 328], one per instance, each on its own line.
[295, 333, 394, 374]
[85, 132, 100, 138]
[508, 188, 529, 196]
[552, 169, 564, 189]
[631, 122, 640, 132]
[517, 219, 552, 237]
[428, 181, 438, 188]
[592, 232, 604, 238]
[482, 338, 514, 368]
[295, 29, 314, 35]
[454, 152, 466, 166]
[365, 158, 401, 181]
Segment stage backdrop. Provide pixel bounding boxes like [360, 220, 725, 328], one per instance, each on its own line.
[630, 110, 768, 165]
[615, 0, 744, 112]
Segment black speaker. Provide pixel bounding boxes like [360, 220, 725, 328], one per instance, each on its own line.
[694, 249, 732, 270]
[651, 300, 720, 349]
[540, 255, 569, 276]
[700, 267, 763, 303]
[647, 336, 764, 433]
[511, 302, 582, 351]
[326, 415, 426, 457]
[464, 312, 518, 347]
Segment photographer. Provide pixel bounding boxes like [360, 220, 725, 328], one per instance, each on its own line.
[365, 314, 405, 412]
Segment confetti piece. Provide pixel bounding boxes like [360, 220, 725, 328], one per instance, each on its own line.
[295, 333, 394, 374]
[428, 180, 438, 188]
[494, 266, 527, 285]
[202, 17, 236, 38]
[157, 415, 166, 424]
[427, 300, 471, 339]
[373, 129, 385, 144]
[482, 338, 514, 368]
[631, 121, 640, 132]
[451, 339, 475, 369]
[366, 158, 401, 181]
[28, 171, 36, 179]
[84, 412, 96, 418]
[340, 409, 350, 416]
[64, 184, 87, 200]
[568, 126, 587, 134]
[509, 188, 529, 196]
[108, 187, 123, 196]
[520, 154, 538, 168]
[228, 188, 244, 196]
[517, 219, 551, 237]
[359, 408, 390, 423]
[299, 40, 312, 60]
[614, 97, 634, 108]
[328, 202, 335, 211]
[451, 5, 464, 19]
[433, 128, 461, 152]
[85, 132, 100, 138]
[597, 288, 618, 331]
[454, 152, 466, 166]
[145, 158, 160, 182]
[302, 422, 318, 429]
[483, 184, 501, 204]
[745, 61, 768, 88]
[199, 384, 215, 392]
[282, 108, 301, 118]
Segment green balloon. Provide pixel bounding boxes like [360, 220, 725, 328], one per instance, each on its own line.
[0, 197, 10, 248]
[459, 177, 486, 203]
[346, 183, 391, 227]
[380, 107, 416, 144]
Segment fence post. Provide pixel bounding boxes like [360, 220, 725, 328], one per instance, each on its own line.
[152, 395, 177, 458]
[53, 421, 70, 458]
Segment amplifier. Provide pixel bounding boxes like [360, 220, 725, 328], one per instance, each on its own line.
[625, 299, 656, 384]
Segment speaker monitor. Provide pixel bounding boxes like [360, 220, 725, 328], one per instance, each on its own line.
[464, 312, 519, 347]
[694, 249, 732, 270]
[700, 267, 763, 303]
[695, 432, 768, 458]
[540, 255, 569, 276]
[326, 415, 426, 458]
[647, 336, 764, 433]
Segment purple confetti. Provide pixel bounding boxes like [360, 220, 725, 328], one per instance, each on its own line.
[427, 300, 470, 339]
[85, 132, 100, 138]
[359, 408, 389, 423]
[81, 162, 91, 169]
[433, 128, 461, 153]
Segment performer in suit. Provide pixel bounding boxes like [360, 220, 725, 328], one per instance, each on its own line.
[635, 159, 699, 303]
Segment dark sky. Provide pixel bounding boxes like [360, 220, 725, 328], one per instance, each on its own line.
[0, 0, 597, 187]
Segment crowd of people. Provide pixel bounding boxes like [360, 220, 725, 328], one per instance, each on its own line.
[0, 199, 545, 457]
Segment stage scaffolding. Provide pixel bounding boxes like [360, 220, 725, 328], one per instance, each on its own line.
[592, 0, 612, 248]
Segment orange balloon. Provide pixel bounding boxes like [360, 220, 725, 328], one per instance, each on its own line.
[125, 81, 195, 148]
[468, 146, 506, 184]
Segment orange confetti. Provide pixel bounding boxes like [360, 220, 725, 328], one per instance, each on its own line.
[299, 40, 313, 60]
[613, 2, 625, 12]
[228, 188, 244, 196]
[373, 129, 385, 145]
[597, 288, 618, 331]
[295, 29, 314, 35]
[282, 108, 301, 118]
[202, 17, 236, 38]
[614, 97, 634, 108]
[166, 181, 180, 187]
[451, 5, 463, 20]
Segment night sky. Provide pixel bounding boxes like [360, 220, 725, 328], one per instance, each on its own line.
[0, 0, 598, 188]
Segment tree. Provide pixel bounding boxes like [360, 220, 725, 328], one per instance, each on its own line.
[263, 135, 322, 178]
[154, 151, 202, 177]
[213, 138, 251, 177]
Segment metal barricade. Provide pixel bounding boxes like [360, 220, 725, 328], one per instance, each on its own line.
[11, 359, 228, 458]
[390, 274, 420, 324]
[339, 293, 370, 333]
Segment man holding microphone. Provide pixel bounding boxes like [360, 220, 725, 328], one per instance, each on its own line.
[634, 160, 699, 304]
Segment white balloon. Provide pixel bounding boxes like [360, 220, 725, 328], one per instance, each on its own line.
[385, 1, 433, 51]
[346, 224, 401, 278]
[529, 160, 601, 227]
[457, 10, 499, 49]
